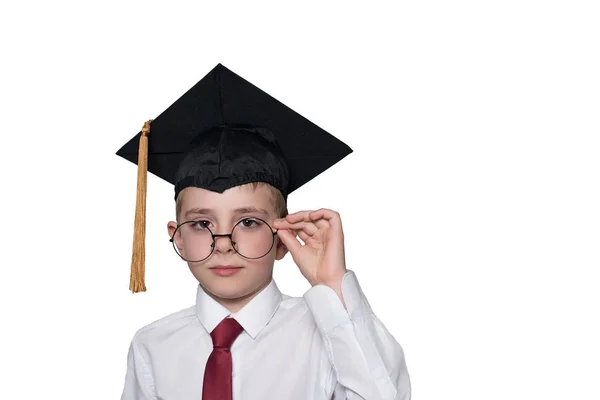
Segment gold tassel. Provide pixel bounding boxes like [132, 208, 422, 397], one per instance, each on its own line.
[130, 119, 152, 293]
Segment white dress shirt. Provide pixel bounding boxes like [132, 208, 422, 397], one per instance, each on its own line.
[120, 270, 411, 399]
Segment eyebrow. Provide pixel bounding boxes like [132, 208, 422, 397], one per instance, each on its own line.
[184, 206, 270, 219]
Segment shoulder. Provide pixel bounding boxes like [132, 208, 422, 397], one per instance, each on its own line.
[277, 270, 374, 331]
[279, 291, 307, 310]
[276, 290, 318, 327]
[130, 305, 197, 348]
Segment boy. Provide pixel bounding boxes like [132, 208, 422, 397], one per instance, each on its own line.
[117, 64, 410, 399]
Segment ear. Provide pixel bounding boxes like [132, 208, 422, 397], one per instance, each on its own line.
[167, 221, 178, 238]
[167, 220, 185, 252]
[274, 236, 288, 260]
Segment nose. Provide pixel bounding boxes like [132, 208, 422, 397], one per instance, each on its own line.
[213, 235, 234, 254]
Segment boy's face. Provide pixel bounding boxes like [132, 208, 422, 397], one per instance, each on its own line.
[167, 185, 288, 309]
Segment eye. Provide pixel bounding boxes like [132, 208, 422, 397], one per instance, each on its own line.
[240, 218, 260, 228]
[191, 220, 211, 230]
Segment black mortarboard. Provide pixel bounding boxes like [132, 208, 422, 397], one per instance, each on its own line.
[116, 63, 353, 293]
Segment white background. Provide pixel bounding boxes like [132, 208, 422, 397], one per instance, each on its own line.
[1, 1, 599, 399]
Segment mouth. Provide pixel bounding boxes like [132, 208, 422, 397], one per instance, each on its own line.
[209, 265, 243, 270]
[209, 265, 244, 277]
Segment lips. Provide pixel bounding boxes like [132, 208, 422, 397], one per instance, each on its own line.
[210, 265, 242, 270]
[209, 265, 243, 277]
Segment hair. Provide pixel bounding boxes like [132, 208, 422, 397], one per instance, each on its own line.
[175, 182, 288, 222]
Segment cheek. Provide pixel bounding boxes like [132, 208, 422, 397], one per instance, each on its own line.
[172, 233, 191, 259]
[174, 229, 215, 260]
[244, 252, 277, 271]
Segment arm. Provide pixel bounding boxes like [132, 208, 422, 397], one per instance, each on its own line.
[120, 336, 158, 400]
[304, 270, 411, 400]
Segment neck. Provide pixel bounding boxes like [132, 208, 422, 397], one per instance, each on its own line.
[207, 277, 272, 313]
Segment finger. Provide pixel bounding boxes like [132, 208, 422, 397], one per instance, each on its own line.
[285, 210, 315, 223]
[296, 229, 310, 243]
[273, 220, 312, 242]
[276, 229, 303, 259]
[309, 218, 330, 230]
[309, 209, 342, 229]
[273, 220, 319, 236]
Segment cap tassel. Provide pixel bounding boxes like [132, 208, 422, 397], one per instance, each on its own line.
[130, 119, 152, 293]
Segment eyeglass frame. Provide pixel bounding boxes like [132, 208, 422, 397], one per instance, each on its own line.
[169, 217, 278, 262]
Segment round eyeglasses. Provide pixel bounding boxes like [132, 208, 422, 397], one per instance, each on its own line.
[169, 217, 278, 262]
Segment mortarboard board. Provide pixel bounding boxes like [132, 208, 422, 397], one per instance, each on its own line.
[116, 63, 353, 293]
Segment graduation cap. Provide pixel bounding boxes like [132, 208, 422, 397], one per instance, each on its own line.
[116, 63, 353, 293]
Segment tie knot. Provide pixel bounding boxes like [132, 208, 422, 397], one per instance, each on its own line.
[210, 318, 244, 349]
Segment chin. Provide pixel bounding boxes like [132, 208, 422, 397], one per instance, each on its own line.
[210, 284, 250, 300]
[200, 274, 253, 299]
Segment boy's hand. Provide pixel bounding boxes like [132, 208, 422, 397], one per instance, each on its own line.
[273, 209, 347, 304]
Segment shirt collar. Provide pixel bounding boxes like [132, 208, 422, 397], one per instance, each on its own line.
[195, 278, 282, 340]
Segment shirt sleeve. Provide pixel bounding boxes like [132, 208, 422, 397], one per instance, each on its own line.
[303, 270, 411, 400]
[120, 334, 158, 400]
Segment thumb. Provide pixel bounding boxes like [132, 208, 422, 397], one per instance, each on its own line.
[276, 229, 302, 261]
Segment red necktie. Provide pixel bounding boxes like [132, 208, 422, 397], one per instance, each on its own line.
[202, 318, 244, 400]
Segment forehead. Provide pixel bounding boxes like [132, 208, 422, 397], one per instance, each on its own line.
[180, 185, 275, 216]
